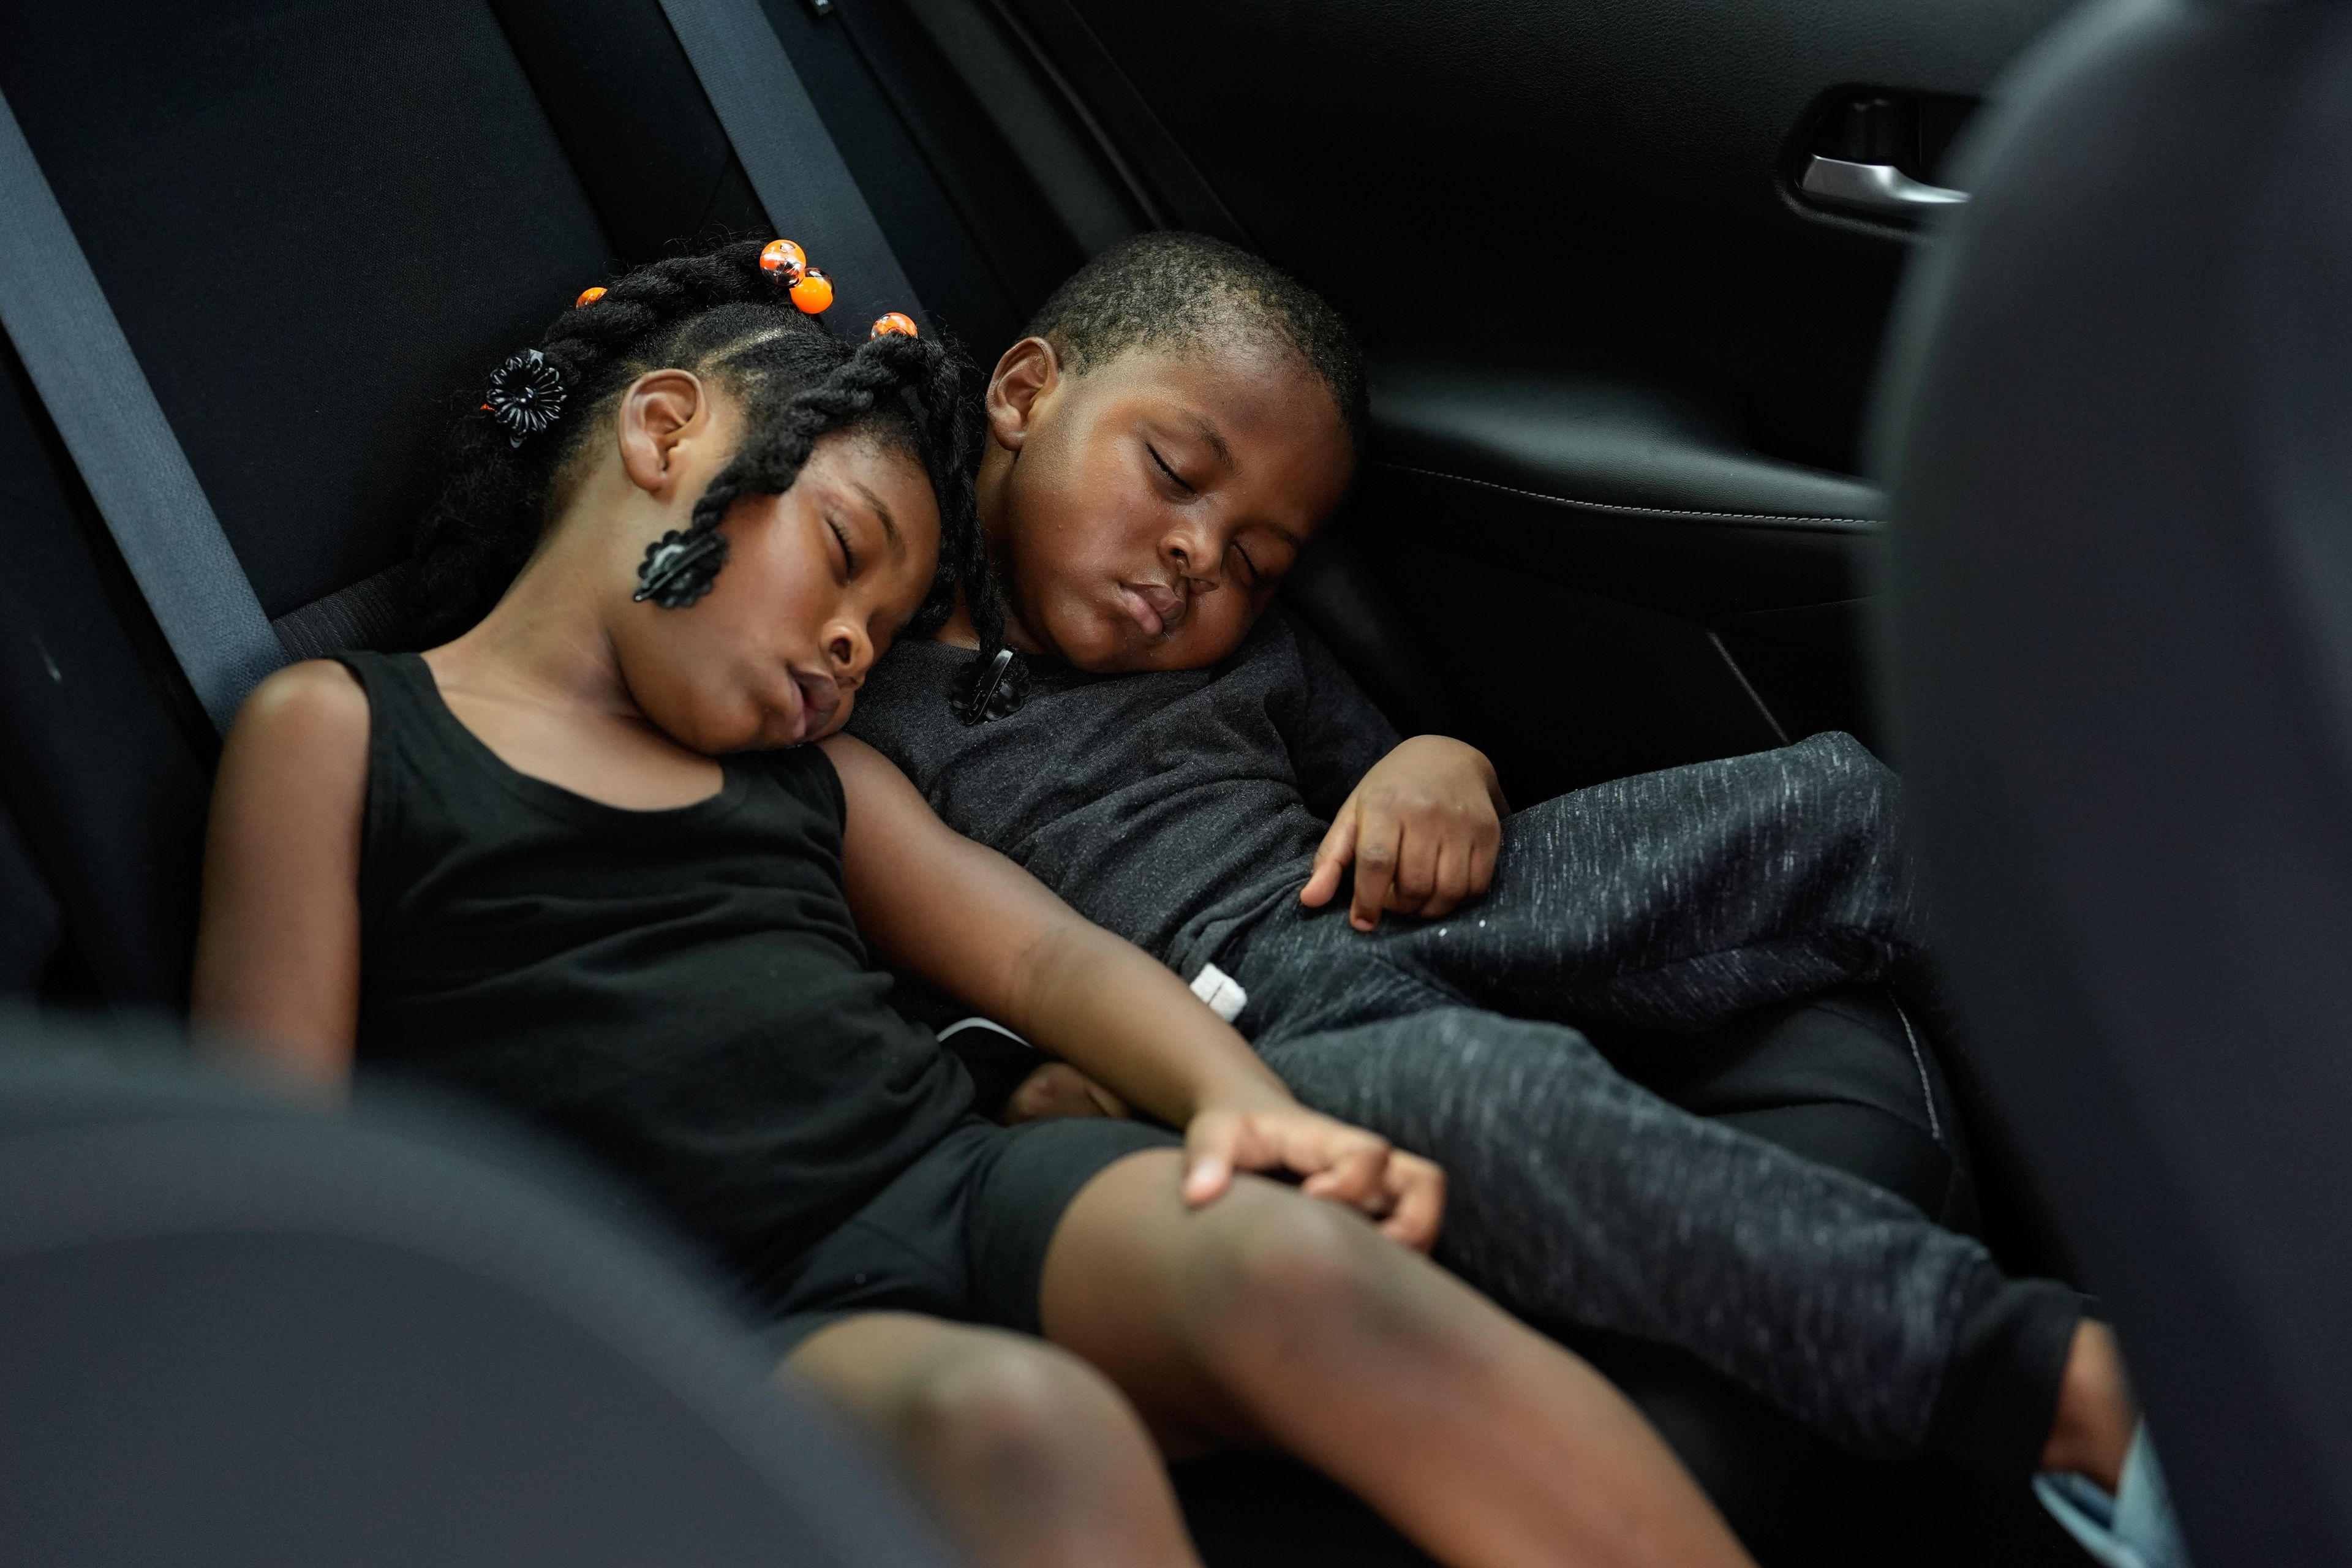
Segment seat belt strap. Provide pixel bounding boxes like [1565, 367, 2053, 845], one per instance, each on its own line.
[655, 0, 929, 334]
[0, 90, 281, 734]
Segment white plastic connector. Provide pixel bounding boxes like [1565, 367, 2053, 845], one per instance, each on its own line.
[1189, 962, 1249, 1023]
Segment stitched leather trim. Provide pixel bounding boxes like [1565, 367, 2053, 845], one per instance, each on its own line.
[1890, 992, 1946, 1147]
[1384, 462, 1882, 527]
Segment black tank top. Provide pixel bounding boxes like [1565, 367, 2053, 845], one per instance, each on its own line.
[339, 652, 973, 1268]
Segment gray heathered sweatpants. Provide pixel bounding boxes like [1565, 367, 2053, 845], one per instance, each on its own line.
[1207, 733, 2060, 1464]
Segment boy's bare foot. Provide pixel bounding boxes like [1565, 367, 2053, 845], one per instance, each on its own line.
[2041, 1320, 2135, 1491]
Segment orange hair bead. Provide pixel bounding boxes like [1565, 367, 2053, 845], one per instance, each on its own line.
[759, 238, 808, 284]
[789, 268, 834, 315]
[870, 312, 918, 339]
[575, 285, 607, 307]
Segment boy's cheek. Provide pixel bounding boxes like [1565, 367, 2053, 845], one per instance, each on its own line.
[1170, 601, 1270, 669]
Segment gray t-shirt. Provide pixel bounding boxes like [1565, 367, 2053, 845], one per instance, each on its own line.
[846, 609, 1401, 974]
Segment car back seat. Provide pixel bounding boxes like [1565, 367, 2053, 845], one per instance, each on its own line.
[0, 6, 2083, 1562]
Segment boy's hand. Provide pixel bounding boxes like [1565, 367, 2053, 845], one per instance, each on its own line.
[1002, 1061, 1130, 1123]
[1182, 1098, 1446, 1251]
[1301, 736, 1507, 932]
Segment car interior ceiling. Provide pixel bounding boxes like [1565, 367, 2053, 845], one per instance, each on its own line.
[0, 0, 2158, 1562]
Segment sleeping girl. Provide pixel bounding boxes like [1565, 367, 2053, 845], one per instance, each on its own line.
[188, 240, 1754, 1568]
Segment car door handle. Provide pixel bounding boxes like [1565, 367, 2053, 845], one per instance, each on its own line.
[1800, 155, 1967, 216]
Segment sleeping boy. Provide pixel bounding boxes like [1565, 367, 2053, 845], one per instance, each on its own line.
[843, 232, 2135, 1498]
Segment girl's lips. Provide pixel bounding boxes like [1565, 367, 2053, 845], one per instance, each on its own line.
[771, 669, 838, 744]
[791, 671, 840, 740]
[769, 673, 809, 743]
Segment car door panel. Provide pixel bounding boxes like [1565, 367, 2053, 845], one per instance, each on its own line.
[1042, 0, 2077, 470]
[870, 0, 2076, 797]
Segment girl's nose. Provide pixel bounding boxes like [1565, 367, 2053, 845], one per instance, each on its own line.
[827, 623, 871, 682]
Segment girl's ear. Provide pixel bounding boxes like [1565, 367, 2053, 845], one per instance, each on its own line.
[617, 369, 708, 496]
[985, 337, 1058, 453]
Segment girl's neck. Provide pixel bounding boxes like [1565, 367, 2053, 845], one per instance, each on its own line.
[429, 528, 639, 720]
[423, 537, 728, 811]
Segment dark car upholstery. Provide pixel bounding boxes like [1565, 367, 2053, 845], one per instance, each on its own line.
[0, 1020, 958, 1568]
[1880, 0, 2352, 1560]
[0, 3, 2093, 1562]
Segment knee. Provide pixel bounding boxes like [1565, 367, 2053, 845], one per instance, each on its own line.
[895, 1337, 1121, 1487]
[1189, 1189, 1409, 1370]
[1817, 733, 1904, 828]
[1795, 734, 1914, 870]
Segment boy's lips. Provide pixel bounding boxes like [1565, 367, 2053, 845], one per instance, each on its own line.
[1115, 580, 1183, 638]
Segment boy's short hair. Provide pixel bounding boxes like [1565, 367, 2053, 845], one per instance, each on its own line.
[1027, 232, 1368, 451]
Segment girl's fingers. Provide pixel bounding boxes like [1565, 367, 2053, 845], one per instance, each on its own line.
[1298, 1135, 1390, 1208]
[1300, 806, 1358, 908]
[1380, 1154, 1447, 1252]
[1182, 1111, 1242, 1207]
[1349, 808, 1403, 930]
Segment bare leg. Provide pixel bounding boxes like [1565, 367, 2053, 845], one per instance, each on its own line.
[2042, 1321, 2136, 1490]
[789, 1312, 1200, 1568]
[1041, 1150, 1754, 1568]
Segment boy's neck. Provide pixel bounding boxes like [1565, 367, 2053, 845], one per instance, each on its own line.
[936, 589, 1047, 657]
[960, 452, 1046, 655]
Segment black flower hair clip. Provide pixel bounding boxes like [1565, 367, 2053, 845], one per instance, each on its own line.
[482, 348, 566, 448]
[634, 527, 729, 609]
[951, 647, 1030, 725]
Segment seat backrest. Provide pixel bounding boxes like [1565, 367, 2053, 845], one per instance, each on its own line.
[1876, 0, 2352, 1560]
[0, 0, 1107, 1008]
[0, 1017, 957, 1568]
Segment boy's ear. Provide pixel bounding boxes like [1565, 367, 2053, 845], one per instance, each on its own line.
[986, 337, 1059, 453]
[617, 369, 706, 496]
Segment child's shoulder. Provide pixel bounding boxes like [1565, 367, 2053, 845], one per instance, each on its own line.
[222, 658, 372, 778]
[1222, 603, 1305, 665]
[209, 660, 374, 880]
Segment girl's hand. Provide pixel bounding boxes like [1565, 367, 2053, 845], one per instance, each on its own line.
[1300, 736, 1507, 932]
[1182, 1099, 1446, 1252]
[1003, 1061, 1131, 1123]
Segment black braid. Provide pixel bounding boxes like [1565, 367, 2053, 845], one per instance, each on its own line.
[407, 239, 979, 647]
[921, 341, 997, 647]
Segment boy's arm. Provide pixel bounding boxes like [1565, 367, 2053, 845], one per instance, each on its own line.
[823, 734, 1443, 1249]
[189, 661, 372, 1095]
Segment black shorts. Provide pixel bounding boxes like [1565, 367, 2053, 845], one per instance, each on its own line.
[754, 1114, 1179, 1359]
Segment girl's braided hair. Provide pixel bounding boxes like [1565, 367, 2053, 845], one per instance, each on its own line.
[408, 239, 983, 647]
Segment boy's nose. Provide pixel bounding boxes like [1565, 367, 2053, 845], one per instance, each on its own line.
[1164, 529, 1224, 590]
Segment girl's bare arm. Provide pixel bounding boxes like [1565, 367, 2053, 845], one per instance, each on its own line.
[189, 660, 372, 1093]
[822, 734, 1443, 1246]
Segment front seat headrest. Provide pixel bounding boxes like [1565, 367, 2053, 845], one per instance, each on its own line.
[0, 1019, 957, 1568]
[1876, 0, 2352, 1562]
